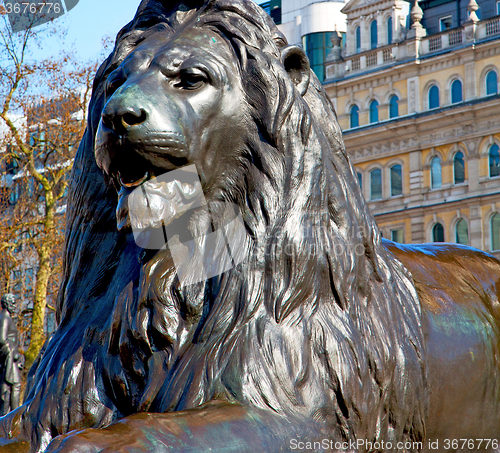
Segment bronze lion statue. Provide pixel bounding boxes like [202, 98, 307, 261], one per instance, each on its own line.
[1, 0, 500, 451]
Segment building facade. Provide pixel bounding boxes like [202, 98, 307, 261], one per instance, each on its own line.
[323, 0, 500, 255]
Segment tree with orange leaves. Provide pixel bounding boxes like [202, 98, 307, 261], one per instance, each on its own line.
[0, 5, 98, 370]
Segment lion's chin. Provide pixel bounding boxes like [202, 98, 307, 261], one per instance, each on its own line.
[116, 167, 205, 240]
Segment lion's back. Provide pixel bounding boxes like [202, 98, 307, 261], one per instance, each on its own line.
[385, 239, 500, 314]
[385, 239, 500, 441]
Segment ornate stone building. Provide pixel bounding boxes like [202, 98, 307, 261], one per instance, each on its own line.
[323, 0, 500, 255]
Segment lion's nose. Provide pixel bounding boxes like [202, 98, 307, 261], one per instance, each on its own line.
[101, 105, 148, 135]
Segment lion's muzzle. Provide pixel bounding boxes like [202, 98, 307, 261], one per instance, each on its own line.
[95, 83, 189, 189]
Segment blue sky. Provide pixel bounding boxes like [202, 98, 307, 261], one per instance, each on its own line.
[36, 0, 141, 61]
[64, 0, 140, 60]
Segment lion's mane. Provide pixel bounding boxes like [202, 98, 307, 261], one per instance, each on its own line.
[14, 0, 426, 451]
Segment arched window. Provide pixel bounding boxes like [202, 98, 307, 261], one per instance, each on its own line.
[370, 20, 378, 49]
[390, 164, 402, 196]
[355, 26, 361, 52]
[453, 151, 465, 184]
[429, 85, 439, 109]
[387, 16, 393, 44]
[370, 168, 382, 200]
[430, 156, 442, 189]
[489, 143, 500, 178]
[451, 79, 462, 104]
[350, 105, 359, 128]
[357, 171, 363, 188]
[455, 218, 468, 245]
[491, 213, 500, 251]
[389, 95, 399, 118]
[486, 70, 498, 96]
[8, 183, 19, 205]
[369, 100, 379, 123]
[432, 223, 445, 242]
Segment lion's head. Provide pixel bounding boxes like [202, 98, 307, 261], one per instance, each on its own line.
[94, 25, 251, 231]
[12, 1, 426, 451]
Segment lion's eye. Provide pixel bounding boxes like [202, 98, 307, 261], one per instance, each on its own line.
[106, 71, 126, 95]
[106, 78, 124, 95]
[173, 68, 207, 90]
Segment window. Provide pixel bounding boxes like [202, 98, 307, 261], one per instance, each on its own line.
[439, 15, 452, 31]
[492, 213, 500, 251]
[497, 0, 500, 15]
[453, 151, 465, 184]
[391, 229, 404, 243]
[455, 219, 469, 245]
[12, 270, 22, 292]
[489, 143, 500, 178]
[389, 95, 399, 118]
[303, 32, 335, 82]
[370, 168, 382, 200]
[390, 164, 402, 196]
[350, 105, 359, 128]
[14, 237, 22, 253]
[451, 79, 462, 104]
[357, 171, 363, 188]
[429, 85, 439, 109]
[355, 26, 361, 52]
[369, 100, 379, 123]
[18, 231, 31, 253]
[370, 20, 378, 49]
[260, 0, 282, 24]
[5, 155, 19, 175]
[25, 268, 34, 297]
[431, 156, 442, 189]
[486, 70, 498, 96]
[9, 183, 19, 205]
[46, 311, 57, 335]
[29, 131, 37, 147]
[387, 16, 393, 44]
[432, 223, 445, 242]
[270, 1, 282, 25]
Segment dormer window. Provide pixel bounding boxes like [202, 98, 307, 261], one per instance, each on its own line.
[439, 15, 452, 31]
[387, 16, 393, 44]
[356, 26, 361, 52]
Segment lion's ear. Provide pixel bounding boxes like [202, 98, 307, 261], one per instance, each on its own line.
[281, 45, 310, 96]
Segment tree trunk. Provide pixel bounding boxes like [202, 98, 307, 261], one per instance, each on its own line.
[24, 197, 55, 370]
